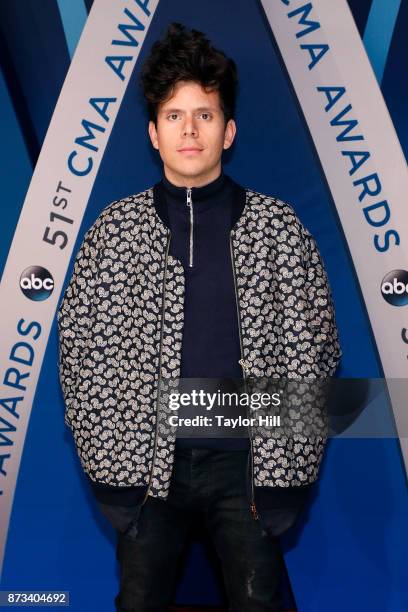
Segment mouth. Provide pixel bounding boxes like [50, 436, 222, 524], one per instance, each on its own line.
[178, 148, 203, 154]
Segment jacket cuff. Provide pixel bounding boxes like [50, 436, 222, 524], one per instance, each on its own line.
[87, 476, 148, 506]
[254, 482, 314, 510]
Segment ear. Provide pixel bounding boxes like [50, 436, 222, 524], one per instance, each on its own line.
[148, 120, 159, 150]
[223, 119, 237, 150]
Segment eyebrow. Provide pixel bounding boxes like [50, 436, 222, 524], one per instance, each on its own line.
[160, 106, 217, 114]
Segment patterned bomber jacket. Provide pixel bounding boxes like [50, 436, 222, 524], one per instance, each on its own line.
[57, 179, 342, 534]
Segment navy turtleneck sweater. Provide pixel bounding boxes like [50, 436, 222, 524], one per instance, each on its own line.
[155, 169, 250, 450]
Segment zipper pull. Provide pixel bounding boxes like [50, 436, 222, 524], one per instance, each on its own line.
[250, 502, 259, 520]
[238, 358, 250, 375]
[186, 187, 194, 267]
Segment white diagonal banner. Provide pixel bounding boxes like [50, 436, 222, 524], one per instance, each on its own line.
[0, 0, 159, 577]
[259, 0, 408, 467]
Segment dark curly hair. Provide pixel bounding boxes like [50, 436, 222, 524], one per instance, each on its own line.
[139, 22, 238, 126]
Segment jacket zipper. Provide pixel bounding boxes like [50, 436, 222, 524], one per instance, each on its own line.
[186, 187, 194, 267]
[141, 230, 171, 506]
[229, 234, 259, 521]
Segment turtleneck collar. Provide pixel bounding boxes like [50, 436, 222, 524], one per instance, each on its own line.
[160, 169, 226, 202]
[152, 171, 247, 233]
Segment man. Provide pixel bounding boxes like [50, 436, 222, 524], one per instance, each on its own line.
[57, 22, 342, 612]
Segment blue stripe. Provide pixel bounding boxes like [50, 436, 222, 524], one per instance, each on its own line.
[363, 0, 401, 84]
[0, 68, 32, 278]
[56, 0, 88, 59]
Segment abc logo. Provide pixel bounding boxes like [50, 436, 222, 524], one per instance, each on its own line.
[20, 266, 54, 301]
[381, 269, 408, 306]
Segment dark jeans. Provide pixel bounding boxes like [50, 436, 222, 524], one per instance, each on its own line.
[115, 448, 284, 612]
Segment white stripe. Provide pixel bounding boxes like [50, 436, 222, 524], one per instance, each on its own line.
[260, 0, 408, 469]
[0, 0, 159, 577]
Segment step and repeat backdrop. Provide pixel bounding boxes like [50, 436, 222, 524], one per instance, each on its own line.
[0, 1, 407, 610]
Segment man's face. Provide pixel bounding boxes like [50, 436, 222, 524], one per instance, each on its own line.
[148, 80, 236, 187]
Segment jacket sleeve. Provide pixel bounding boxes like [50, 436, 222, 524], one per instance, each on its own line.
[57, 218, 104, 426]
[300, 224, 342, 377]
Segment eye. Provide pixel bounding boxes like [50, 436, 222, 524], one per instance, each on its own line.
[200, 112, 212, 120]
[167, 113, 179, 121]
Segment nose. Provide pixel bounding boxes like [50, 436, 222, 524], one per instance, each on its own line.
[182, 114, 198, 137]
